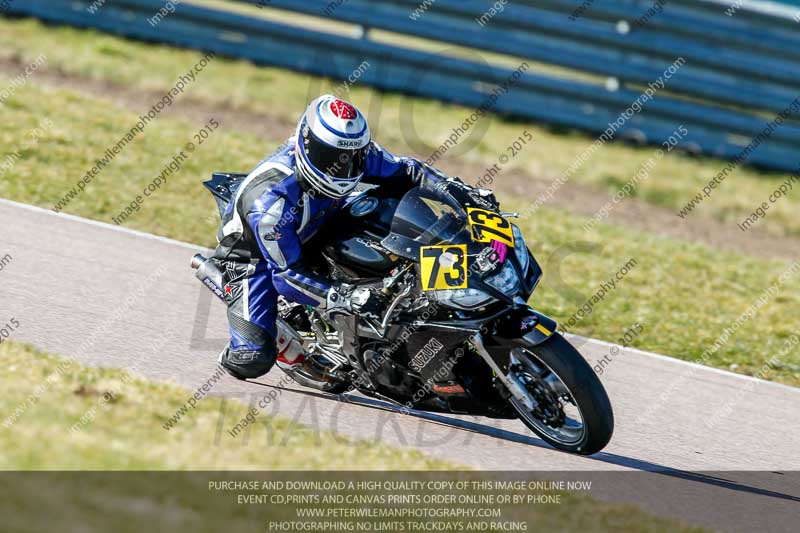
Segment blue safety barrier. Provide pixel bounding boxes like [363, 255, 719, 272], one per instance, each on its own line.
[3, 0, 799, 172]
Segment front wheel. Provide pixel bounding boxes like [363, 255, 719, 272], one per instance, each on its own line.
[506, 333, 613, 455]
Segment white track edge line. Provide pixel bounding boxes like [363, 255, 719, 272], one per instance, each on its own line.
[0, 197, 204, 251]
[566, 333, 799, 393]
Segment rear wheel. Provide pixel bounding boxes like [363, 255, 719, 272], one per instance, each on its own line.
[507, 333, 613, 455]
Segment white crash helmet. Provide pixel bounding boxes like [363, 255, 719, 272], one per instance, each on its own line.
[294, 94, 371, 198]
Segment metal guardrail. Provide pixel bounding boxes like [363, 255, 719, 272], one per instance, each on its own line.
[4, 0, 799, 172]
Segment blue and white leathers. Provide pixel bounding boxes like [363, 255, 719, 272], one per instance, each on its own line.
[216, 136, 432, 372]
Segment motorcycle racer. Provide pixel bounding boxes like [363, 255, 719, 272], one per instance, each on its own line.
[195, 95, 613, 457]
[210, 94, 451, 380]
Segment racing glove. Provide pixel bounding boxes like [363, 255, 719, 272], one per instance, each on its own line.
[439, 176, 500, 211]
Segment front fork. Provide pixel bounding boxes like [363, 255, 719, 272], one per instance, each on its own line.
[472, 306, 557, 410]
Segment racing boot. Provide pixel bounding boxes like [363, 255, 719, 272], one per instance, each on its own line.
[275, 318, 306, 371]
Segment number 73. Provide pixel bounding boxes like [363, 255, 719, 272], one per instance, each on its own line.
[419, 245, 468, 291]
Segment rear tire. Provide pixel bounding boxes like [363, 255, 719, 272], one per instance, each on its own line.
[509, 333, 613, 455]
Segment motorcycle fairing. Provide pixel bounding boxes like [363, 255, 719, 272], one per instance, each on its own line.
[203, 172, 248, 217]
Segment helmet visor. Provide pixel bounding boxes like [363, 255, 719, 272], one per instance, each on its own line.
[305, 130, 367, 179]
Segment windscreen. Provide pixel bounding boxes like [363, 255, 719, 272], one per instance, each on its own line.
[381, 186, 467, 259]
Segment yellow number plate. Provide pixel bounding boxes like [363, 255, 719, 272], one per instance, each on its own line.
[467, 208, 514, 247]
[419, 244, 468, 291]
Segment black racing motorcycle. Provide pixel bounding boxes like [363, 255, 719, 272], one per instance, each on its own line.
[193, 172, 613, 455]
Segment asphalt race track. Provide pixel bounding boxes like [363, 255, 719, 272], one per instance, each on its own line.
[1, 199, 798, 532]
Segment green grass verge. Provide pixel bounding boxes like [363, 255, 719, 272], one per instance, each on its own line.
[1, 77, 798, 385]
[0, 341, 708, 532]
[1, 16, 799, 238]
[0, 341, 450, 470]
[511, 200, 800, 386]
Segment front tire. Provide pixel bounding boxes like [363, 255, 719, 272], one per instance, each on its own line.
[507, 333, 613, 455]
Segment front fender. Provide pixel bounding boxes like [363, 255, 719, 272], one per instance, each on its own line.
[519, 308, 557, 346]
[478, 307, 558, 376]
[490, 306, 557, 347]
